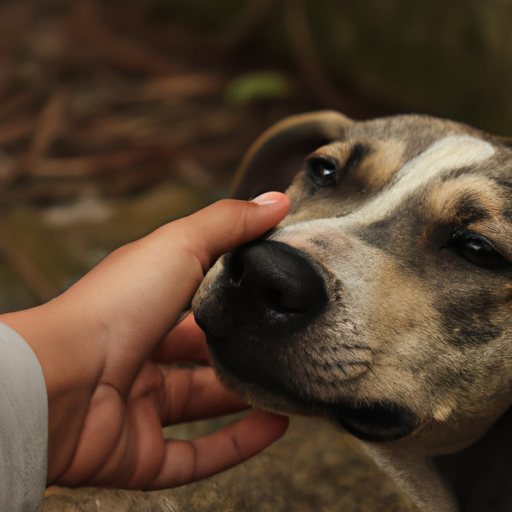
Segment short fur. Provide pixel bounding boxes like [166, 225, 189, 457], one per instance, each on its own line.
[192, 112, 512, 512]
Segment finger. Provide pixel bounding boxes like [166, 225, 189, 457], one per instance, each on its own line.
[50, 194, 289, 396]
[108, 193, 289, 353]
[148, 410, 289, 489]
[152, 314, 209, 365]
[160, 366, 249, 425]
[170, 192, 290, 273]
[143, 194, 290, 342]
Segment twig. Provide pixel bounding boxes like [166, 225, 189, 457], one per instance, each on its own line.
[69, 0, 179, 76]
[0, 91, 35, 121]
[0, 118, 36, 146]
[139, 73, 226, 102]
[29, 89, 67, 158]
[283, 0, 353, 111]
[28, 146, 178, 178]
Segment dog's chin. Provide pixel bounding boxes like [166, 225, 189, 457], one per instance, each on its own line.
[205, 333, 420, 444]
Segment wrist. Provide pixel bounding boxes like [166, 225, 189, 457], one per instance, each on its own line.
[0, 298, 105, 482]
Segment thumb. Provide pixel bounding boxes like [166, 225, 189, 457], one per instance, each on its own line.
[173, 192, 290, 273]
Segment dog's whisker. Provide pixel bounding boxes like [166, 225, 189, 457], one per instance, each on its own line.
[339, 344, 372, 351]
[357, 361, 377, 378]
[336, 362, 348, 376]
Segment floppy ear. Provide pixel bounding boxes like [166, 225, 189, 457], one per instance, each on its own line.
[231, 110, 353, 199]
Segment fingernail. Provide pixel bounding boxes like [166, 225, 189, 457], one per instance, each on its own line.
[251, 191, 281, 205]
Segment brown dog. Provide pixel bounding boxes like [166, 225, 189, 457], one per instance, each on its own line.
[192, 111, 512, 512]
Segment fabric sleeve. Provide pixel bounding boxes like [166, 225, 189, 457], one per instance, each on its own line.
[0, 321, 48, 512]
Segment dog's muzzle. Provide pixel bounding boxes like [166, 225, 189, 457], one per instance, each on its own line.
[194, 240, 328, 382]
[194, 240, 421, 443]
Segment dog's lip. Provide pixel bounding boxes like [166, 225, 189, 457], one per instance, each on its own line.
[330, 401, 420, 443]
[204, 330, 419, 444]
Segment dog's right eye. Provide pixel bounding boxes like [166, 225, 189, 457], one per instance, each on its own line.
[306, 157, 339, 187]
[450, 230, 510, 268]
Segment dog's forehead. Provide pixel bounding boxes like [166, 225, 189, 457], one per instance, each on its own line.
[283, 115, 512, 233]
[343, 114, 483, 149]
[345, 132, 495, 226]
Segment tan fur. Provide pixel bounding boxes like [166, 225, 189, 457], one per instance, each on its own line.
[357, 138, 408, 189]
[193, 112, 512, 512]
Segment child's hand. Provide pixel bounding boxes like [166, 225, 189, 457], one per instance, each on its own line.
[0, 193, 290, 489]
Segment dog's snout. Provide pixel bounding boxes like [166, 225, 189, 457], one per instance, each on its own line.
[226, 241, 328, 330]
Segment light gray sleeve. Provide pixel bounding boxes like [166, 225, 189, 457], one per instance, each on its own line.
[0, 321, 48, 512]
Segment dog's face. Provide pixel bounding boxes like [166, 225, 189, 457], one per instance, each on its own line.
[193, 112, 512, 454]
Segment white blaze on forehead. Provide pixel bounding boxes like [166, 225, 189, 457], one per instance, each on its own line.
[354, 134, 496, 225]
[280, 134, 496, 235]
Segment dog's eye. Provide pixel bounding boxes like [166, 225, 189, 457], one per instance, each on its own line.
[451, 230, 509, 267]
[307, 157, 339, 187]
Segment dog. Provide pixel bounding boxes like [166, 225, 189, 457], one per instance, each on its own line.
[192, 111, 512, 512]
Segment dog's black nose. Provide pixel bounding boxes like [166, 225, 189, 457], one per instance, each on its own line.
[226, 240, 328, 332]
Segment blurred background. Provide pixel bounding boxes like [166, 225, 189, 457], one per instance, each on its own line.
[1, 0, 511, 312]
[2, 1, 511, 510]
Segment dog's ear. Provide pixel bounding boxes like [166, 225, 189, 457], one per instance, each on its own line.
[231, 110, 353, 199]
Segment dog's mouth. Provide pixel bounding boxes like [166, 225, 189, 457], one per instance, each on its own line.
[204, 331, 420, 444]
[331, 401, 420, 443]
[195, 239, 419, 444]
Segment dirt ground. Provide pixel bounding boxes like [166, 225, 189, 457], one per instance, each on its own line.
[42, 416, 418, 512]
[0, 1, 418, 510]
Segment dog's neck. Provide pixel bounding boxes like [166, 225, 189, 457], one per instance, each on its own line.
[361, 396, 512, 511]
[435, 407, 512, 511]
[363, 443, 458, 512]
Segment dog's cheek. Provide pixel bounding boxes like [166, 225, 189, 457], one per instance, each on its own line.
[437, 289, 507, 347]
[324, 259, 451, 415]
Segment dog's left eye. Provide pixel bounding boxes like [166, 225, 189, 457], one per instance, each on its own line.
[306, 157, 339, 187]
[450, 230, 509, 267]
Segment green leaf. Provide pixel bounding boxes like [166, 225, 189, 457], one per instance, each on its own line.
[225, 71, 291, 105]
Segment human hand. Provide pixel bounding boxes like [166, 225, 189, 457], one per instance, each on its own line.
[0, 192, 290, 489]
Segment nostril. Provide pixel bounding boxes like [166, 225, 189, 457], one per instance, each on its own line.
[228, 249, 245, 284]
[226, 240, 328, 329]
[262, 285, 313, 314]
[262, 288, 286, 313]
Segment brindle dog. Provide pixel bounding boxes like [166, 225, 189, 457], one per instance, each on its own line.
[192, 111, 512, 512]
